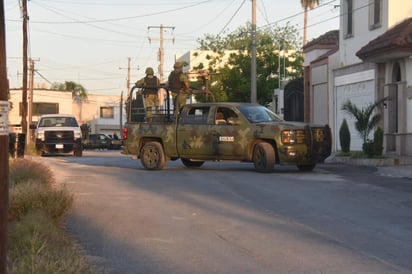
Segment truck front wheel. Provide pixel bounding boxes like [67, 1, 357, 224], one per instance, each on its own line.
[140, 142, 166, 170]
[253, 142, 275, 173]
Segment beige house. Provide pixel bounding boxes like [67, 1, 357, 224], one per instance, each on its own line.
[9, 88, 124, 136]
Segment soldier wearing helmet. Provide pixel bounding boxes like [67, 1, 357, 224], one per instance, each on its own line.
[135, 67, 160, 122]
[168, 61, 190, 113]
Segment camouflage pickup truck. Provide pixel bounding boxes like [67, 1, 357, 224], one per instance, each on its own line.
[122, 87, 332, 172]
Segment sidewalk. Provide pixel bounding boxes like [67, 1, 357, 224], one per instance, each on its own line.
[325, 154, 412, 179]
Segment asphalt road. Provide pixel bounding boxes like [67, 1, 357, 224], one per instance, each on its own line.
[34, 150, 412, 274]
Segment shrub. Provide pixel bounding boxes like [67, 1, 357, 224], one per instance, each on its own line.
[362, 141, 375, 158]
[7, 211, 92, 274]
[8, 180, 73, 224]
[339, 118, 351, 153]
[373, 127, 384, 157]
[9, 158, 55, 186]
[341, 98, 385, 145]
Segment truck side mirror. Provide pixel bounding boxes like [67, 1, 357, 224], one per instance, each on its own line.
[29, 123, 37, 129]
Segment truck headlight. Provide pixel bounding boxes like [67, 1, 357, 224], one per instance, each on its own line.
[281, 130, 296, 144]
[74, 132, 82, 139]
[37, 132, 45, 141]
[282, 130, 306, 144]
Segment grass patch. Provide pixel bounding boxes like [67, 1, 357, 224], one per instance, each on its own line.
[8, 179, 73, 223]
[10, 158, 54, 186]
[335, 151, 352, 157]
[7, 212, 92, 274]
[7, 158, 96, 273]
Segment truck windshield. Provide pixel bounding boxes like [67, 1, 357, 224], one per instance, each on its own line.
[39, 117, 79, 127]
[239, 105, 283, 123]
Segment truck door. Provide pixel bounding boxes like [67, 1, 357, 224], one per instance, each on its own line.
[211, 107, 244, 159]
[177, 106, 214, 158]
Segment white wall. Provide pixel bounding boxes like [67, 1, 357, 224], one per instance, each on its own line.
[339, 0, 412, 67]
[76, 93, 124, 134]
[339, 0, 387, 66]
[304, 49, 330, 66]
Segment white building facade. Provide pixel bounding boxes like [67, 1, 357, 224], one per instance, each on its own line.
[8, 89, 125, 136]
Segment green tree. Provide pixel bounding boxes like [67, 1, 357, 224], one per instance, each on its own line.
[196, 23, 303, 105]
[50, 81, 88, 101]
[301, 0, 320, 45]
[341, 98, 386, 145]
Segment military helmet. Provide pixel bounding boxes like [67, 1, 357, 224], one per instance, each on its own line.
[173, 62, 183, 69]
[145, 67, 154, 75]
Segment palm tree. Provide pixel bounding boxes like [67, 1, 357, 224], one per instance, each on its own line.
[301, 0, 319, 45]
[341, 98, 386, 144]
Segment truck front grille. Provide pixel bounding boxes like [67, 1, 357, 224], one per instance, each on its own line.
[307, 125, 332, 158]
[45, 131, 74, 142]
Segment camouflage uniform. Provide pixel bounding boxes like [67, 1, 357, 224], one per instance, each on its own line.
[168, 62, 190, 113]
[135, 67, 160, 122]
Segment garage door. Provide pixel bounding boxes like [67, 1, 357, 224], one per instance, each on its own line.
[312, 83, 328, 125]
[334, 70, 375, 151]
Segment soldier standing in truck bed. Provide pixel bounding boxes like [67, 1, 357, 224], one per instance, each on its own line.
[167, 62, 190, 113]
[135, 67, 160, 122]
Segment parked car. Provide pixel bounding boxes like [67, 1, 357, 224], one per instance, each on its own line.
[107, 135, 123, 150]
[83, 134, 122, 150]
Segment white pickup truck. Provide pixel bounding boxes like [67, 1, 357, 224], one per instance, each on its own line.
[33, 114, 83, 156]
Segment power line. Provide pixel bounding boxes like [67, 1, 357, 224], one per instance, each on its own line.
[258, 0, 338, 29]
[178, 0, 238, 35]
[28, 0, 212, 24]
[217, 0, 247, 37]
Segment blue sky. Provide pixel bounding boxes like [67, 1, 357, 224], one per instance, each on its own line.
[5, 0, 340, 95]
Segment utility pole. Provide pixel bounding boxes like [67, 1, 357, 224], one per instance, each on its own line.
[119, 57, 138, 97]
[251, 0, 257, 104]
[21, 0, 28, 135]
[148, 24, 175, 83]
[0, 1, 9, 273]
[28, 58, 38, 140]
[119, 90, 123, 134]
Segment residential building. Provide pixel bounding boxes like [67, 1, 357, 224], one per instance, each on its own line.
[303, 30, 339, 128]
[304, 0, 412, 156]
[8, 88, 125, 137]
[357, 17, 412, 155]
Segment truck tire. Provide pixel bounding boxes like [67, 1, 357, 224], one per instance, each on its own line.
[181, 158, 204, 168]
[141, 142, 166, 170]
[74, 149, 83, 157]
[253, 142, 275, 173]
